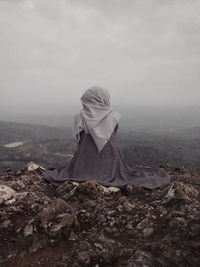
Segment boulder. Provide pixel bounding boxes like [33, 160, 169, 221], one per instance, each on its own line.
[25, 162, 45, 172]
[0, 185, 17, 205]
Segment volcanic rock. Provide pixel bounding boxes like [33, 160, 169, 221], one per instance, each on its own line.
[0, 184, 17, 205]
[0, 163, 199, 266]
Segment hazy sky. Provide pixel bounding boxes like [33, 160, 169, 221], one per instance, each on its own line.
[0, 0, 200, 109]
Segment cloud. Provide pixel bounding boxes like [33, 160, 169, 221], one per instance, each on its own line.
[0, 0, 200, 108]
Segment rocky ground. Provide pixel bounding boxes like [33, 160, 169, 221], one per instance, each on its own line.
[0, 163, 200, 267]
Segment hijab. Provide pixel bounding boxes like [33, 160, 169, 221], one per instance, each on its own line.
[73, 86, 121, 153]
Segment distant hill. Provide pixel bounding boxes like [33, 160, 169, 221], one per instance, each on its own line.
[170, 126, 200, 140]
[119, 129, 200, 167]
[0, 121, 72, 143]
[0, 121, 74, 169]
[0, 121, 200, 169]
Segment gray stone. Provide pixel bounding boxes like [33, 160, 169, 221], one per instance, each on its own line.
[0, 185, 16, 205]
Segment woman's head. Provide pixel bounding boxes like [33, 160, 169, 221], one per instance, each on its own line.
[81, 86, 110, 108]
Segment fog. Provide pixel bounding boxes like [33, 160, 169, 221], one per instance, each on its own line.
[0, 0, 200, 111]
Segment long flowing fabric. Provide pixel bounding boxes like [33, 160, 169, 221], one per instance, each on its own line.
[43, 126, 170, 189]
[43, 87, 170, 189]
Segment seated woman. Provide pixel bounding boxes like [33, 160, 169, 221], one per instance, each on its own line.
[43, 86, 170, 189]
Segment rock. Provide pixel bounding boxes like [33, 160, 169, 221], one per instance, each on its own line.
[0, 219, 12, 229]
[127, 250, 154, 267]
[29, 236, 48, 254]
[36, 198, 77, 237]
[86, 200, 97, 208]
[169, 217, 188, 229]
[143, 227, 154, 238]
[162, 183, 175, 203]
[119, 196, 128, 203]
[25, 162, 45, 172]
[159, 163, 172, 168]
[76, 181, 105, 199]
[37, 198, 72, 223]
[189, 241, 200, 249]
[101, 186, 120, 196]
[163, 182, 199, 203]
[76, 210, 90, 225]
[56, 181, 78, 195]
[0, 185, 16, 205]
[174, 181, 199, 201]
[118, 197, 135, 211]
[121, 248, 134, 258]
[167, 210, 185, 219]
[136, 218, 149, 230]
[123, 200, 135, 212]
[173, 167, 186, 174]
[56, 181, 79, 200]
[11, 180, 25, 191]
[101, 248, 114, 264]
[77, 250, 90, 265]
[5, 168, 12, 172]
[50, 213, 77, 236]
[126, 184, 143, 195]
[190, 224, 200, 236]
[24, 219, 34, 236]
[0, 165, 200, 267]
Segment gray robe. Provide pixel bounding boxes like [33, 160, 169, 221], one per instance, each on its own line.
[43, 125, 170, 189]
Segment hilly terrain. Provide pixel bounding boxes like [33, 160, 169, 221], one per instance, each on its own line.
[0, 121, 73, 169]
[0, 121, 71, 143]
[119, 127, 200, 167]
[0, 121, 200, 170]
[0, 120, 200, 266]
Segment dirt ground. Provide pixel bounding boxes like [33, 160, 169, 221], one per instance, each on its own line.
[0, 164, 200, 266]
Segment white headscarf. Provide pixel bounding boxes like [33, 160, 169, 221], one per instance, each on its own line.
[73, 86, 121, 153]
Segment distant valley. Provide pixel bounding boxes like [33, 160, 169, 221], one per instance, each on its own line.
[0, 121, 73, 169]
[0, 120, 200, 170]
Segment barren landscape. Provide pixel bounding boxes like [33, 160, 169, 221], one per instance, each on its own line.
[0, 163, 199, 266]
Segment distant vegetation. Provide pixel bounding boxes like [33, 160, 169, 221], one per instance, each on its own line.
[0, 121, 73, 169]
[0, 120, 200, 170]
[119, 129, 200, 167]
[0, 121, 72, 143]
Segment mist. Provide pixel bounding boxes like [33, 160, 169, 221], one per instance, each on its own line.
[0, 0, 200, 111]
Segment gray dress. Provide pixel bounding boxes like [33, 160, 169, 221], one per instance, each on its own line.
[43, 125, 170, 189]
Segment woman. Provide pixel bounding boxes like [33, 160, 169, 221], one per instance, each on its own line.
[43, 86, 170, 189]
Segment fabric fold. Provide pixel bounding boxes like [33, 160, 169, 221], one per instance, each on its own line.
[73, 86, 121, 152]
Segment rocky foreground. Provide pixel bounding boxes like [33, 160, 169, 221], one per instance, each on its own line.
[0, 163, 200, 267]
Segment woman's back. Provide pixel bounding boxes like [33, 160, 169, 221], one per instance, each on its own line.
[43, 86, 170, 188]
[43, 122, 170, 189]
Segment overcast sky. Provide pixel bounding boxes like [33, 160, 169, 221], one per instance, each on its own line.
[0, 0, 200, 111]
